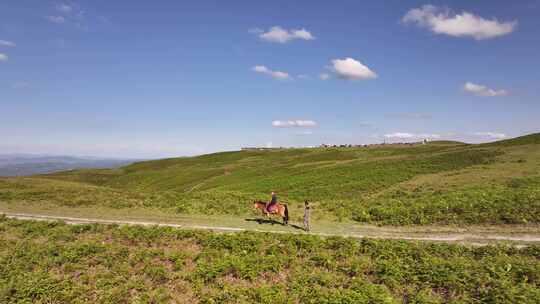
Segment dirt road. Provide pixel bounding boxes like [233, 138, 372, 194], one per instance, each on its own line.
[3, 211, 540, 246]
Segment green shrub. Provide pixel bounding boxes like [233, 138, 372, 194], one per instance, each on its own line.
[0, 218, 539, 303]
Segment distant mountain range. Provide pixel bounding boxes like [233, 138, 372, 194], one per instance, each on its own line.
[0, 154, 140, 176]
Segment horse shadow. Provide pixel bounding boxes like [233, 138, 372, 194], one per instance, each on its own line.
[244, 218, 306, 231]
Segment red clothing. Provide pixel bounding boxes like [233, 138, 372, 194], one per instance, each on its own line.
[267, 194, 278, 212]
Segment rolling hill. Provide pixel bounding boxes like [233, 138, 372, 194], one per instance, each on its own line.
[0, 154, 137, 176]
[1, 133, 540, 225]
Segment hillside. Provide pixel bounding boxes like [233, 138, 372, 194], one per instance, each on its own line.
[483, 132, 540, 147]
[1, 133, 540, 225]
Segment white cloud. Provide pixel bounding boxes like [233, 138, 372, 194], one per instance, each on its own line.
[257, 26, 315, 43]
[0, 40, 16, 47]
[272, 120, 317, 128]
[385, 132, 440, 139]
[473, 132, 506, 139]
[56, 3, 73, 14]
[291, 28, 314, 40]
[331, 57, 377, 80]
[0, 54, 8, 62]
[319, 73, 330, 80]
[48, 2, 90, 29]
[385, 132, 415, 139]
[297, 74, 309, 79]
[463, 82, 507, 97]
[252, 65, 291, 80]
[46, 15, 66, 24]
[403, 5, 517, 40]
[417, 134, 441, 139]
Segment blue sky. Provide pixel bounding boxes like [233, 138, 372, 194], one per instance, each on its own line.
[1, 1, 539, 158]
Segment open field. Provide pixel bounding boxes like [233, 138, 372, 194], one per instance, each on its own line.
[5, 2, 539, 303]
[1, 133, 539, 226]
[1, 217, 539, 303]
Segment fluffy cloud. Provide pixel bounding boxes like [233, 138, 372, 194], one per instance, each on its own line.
[0, 40, 16, 47]
[319, 73, 330, 80]
[47, 2, 90, 29]
[257, 26, 315, 43]
[385, 132, 415, 139]
[418, 134, 441, 139]
[463, 82, 508, 97]
[272, 120, 317, 128]
[56, 3, 73, 14]
[291, 28, 314, 40]
[0, 54, 8, 62]
[46, 15, 66, 24]
[403, 5, 517, 40]
[473, 132, 506, 139]
[385, 132, 440, 139]
[252, 65, 291, 80]
[331, 58, 377, 80]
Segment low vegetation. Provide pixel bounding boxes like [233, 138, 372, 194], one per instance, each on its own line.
[1, 133, 540, 225]
[1, 217, 539, 303]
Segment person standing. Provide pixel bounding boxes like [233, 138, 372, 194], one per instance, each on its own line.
[304, 200, 311, 232]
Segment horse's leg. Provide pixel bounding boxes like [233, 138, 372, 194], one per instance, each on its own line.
[277, 206, 285, 225]
[282, 205, 288, 225]
[260, 206, 269, 219]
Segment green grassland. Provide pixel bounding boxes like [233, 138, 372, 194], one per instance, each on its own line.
[1, 217, 539, 303]
[1, 133, 540, 225]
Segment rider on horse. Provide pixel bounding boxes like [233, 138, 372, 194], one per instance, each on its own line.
[253, 193, 288, 225]
[266, 191, 278, 214]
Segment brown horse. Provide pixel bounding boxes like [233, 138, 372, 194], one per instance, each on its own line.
[253, 200, 289, 225]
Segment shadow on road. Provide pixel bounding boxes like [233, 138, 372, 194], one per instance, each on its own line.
[245, 218, 306, 231]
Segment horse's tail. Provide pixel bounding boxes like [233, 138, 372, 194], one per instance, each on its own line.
[284, 204, 289, 224]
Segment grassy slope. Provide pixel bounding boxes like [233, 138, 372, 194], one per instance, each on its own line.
[1, 134, 540, 225]
[1, 217, 539, 303]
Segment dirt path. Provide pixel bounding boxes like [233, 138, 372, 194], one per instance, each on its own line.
[3, 211, 540, 246]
